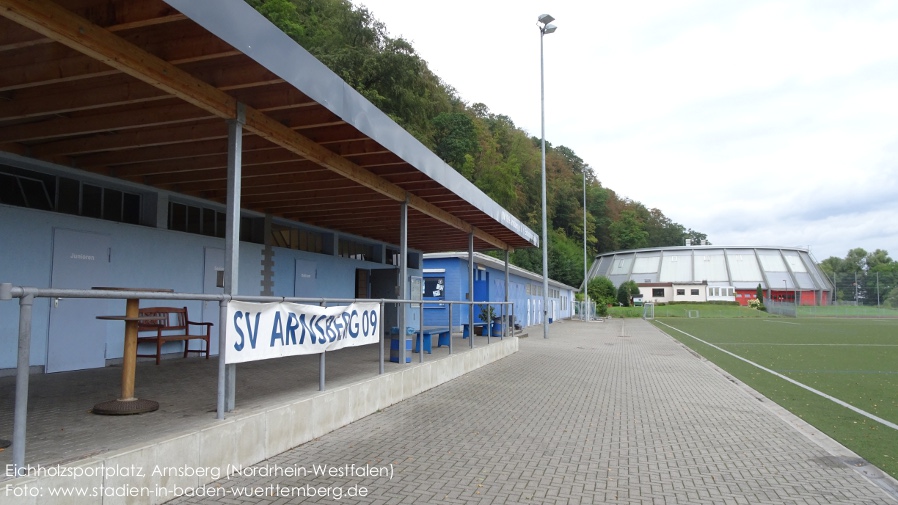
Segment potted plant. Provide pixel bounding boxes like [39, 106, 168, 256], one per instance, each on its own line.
[477, 305, 496, 335]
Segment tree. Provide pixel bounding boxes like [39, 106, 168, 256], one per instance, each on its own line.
[432, 112, 477, 176]
[819, 248, 896, 306]
[587, 276, 616, 306]
[885, 284, 898, 308]
[547, 229, 586, 287]
[866, 249, 892, 270]
[867, 257, 898, 306]
[610, 208, 649, 250]
[645, 207, 686, 247]
[617, 280, 640, 306]
[247, 0, 711, 280]
[587, 276, 615, 317]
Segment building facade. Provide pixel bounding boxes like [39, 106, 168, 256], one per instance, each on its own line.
[423, 253, 577, 330]
[586, 245, 833, 306]
[0, 0, 540, 374]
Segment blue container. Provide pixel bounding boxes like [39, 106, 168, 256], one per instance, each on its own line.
[389, 337, 412, 363]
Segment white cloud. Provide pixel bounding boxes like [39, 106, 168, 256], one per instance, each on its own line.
[354, 0, 898, 260]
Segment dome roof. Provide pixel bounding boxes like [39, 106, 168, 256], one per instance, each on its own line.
[587, 246, 833, 292]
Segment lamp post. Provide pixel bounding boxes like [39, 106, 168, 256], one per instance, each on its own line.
[538, 13, 556, 339]
[583, 167, 587, 321]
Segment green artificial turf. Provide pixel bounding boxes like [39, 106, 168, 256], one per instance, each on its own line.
[653, 317, 898, 479]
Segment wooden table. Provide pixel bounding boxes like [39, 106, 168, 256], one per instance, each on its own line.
[93, 287, 173, 415]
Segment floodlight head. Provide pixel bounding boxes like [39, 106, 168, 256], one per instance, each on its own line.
[543, 23, 557, 34]
[538, 13, 555, 24]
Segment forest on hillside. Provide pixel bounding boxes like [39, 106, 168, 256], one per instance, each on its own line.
[245, 0, 708, 287]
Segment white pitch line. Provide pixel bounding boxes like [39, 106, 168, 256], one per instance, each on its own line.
[716, 343, 898, 347]
[762, 320, 800, 325]
[658, 321, 898, 432]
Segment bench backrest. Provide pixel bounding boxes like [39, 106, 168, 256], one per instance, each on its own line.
[138, 307, 188, 332]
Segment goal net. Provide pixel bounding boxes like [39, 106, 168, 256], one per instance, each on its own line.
[643, 302, 654, 320]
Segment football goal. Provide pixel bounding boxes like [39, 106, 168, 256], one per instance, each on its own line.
[643, 302, 655, 320]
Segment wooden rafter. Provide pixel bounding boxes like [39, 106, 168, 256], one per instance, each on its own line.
[0, 0, 521, 252]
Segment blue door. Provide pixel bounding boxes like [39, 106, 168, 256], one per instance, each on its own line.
[47, 229, 110, 372]
[473, 277, 488, 326]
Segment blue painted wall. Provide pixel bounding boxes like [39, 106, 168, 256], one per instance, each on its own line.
[422, 255, 574, 331]
[0, 205, 420, 370]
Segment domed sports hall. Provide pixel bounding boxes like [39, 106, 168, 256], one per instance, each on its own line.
[586, 245, 834, 306]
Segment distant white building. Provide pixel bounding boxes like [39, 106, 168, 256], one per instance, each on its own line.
[586, 246, 833, 306]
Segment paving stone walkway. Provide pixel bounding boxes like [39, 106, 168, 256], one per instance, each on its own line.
[169, 318, 898, 504]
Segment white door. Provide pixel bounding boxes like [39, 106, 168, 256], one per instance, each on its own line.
[295, 260, 317, 297]
[47, 229, 110, 372]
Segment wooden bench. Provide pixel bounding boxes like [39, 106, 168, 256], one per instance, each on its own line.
[136, 307, 213, 365]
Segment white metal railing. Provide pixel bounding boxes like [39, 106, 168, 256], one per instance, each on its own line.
[0, 283, 514, 476]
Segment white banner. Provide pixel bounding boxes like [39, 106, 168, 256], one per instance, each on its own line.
[225, 301, 381, 364]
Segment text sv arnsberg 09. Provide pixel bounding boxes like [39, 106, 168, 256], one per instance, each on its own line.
[225, 301, 380, 364]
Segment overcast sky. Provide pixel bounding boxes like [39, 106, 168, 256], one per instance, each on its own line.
[352, 0, 898, 262]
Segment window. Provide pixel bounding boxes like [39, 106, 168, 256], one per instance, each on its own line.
[338, 238, 374, 261]
[691, 289, 700, 296]
[676, 289, 685, 296]
[652, 288, 664, 297]
[271, 225, 324, 253]
[168, 201, 257, 241]
[1, 165, 142, 225]
[387, 248, 400, 265]
[169, 201, 226, 237]
[424, 277, 445, 300]
[708, 287, 735, 297]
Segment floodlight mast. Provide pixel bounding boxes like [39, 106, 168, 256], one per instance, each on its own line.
[538, 14, 555, 338]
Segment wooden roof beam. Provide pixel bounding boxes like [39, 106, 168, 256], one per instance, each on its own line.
[0, 0, 510, 251]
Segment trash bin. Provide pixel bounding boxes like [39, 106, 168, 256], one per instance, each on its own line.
[389, 327, 412, 363]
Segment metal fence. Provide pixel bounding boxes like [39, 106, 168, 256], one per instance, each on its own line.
[0, 283, 515, 474]
[763, 298, 798, 317]
[573, 300, 598, 321]
[763, 297, 898, 318]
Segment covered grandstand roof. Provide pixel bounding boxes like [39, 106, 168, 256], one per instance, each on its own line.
[587, 246, 834, 292]
[0, 0, 538, 253]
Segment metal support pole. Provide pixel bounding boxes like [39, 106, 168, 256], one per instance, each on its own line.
[419, 302, 424, 363]
[12, 291, 34, 474]
[216, 298, 229, 420]
[486, 303, 490, 345]
[399, 199, 408, 365]
[448, 302, 453, 354]
[583, 168, 588, 321]
[468, 233, 475, 349]
[540, 21, 551, 339]
[320, 300, 326, 390]
[378, 301, 385, 374]
[224, 102, 244, 411]
[319, 353, 326, 391]
[504, 250, 510, 339]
